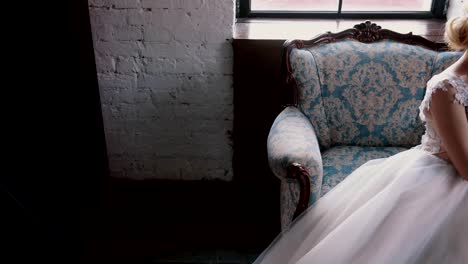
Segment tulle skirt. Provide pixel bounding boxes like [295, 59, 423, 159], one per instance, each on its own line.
[254, 147, 468, 264]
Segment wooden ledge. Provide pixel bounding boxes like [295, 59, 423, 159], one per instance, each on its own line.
[234, 18, 446, 41]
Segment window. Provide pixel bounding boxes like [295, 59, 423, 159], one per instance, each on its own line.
[238, 0, 447, 18]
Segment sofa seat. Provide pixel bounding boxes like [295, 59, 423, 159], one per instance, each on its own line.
[321, 146, 407, 196]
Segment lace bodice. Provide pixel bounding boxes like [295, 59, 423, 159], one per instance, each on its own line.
[419, 72, 468, 154]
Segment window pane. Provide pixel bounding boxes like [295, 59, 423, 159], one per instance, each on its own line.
[342, 0, 432, 11]
[251, 0, 338, 11]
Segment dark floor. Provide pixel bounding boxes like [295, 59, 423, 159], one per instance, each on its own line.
[84, 250, 259, 264]
[3, 177, 278, 264]
[152, 250, 258, 264]
[76, 178, 278, 263]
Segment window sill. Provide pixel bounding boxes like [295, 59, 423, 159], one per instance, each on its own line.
[234, 18, 446, 41]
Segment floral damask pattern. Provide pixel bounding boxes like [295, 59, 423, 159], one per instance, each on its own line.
[431, 52, 463, 76]
[320, 146, 406, 196]
[280, 180, 300, 230]
[290, 40, 437, 146]
[267, 106, 322, 181]
[280, 146, 406, 229]
[381, 98, 426, 146]
[291, 49, 331, 149]
[268, 106, 323, 230]
[275, 40, 461, 230]
[322, 97, 361, 144]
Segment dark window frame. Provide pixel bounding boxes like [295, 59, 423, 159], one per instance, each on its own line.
[237, 0, 447, 19]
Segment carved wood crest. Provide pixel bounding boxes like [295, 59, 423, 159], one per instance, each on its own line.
[354, 20, 383, 42]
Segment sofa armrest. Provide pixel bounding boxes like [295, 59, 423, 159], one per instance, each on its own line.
[267, 106, 323, 218]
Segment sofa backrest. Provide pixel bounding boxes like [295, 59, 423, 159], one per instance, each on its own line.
[290, 39, 462, 149]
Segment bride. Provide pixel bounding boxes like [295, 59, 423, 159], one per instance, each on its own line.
[253, 13, 468, 264]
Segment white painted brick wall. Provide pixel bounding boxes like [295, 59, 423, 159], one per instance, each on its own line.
[447, 0, 464, 19]
[88, 0, 234, 180]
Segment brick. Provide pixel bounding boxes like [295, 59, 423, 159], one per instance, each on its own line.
[140, 0, 171, 9]
[136, 74, 182, 89]
[94, 55, 115, 73]
[89, 8, 127, 27]
[88, 0, 235, 180]
[141, 0, 203, 9]
[88, 0, 111, 8]
[172, 58, 204, 74]
[115, 56, 142, 74]
[111, 0, 140, 9]
[91, 24, 113, 42]
[113, 25, 143, 41]
[144, 57, 177, 74]
[143, 27, 172, 43]
[202, 57, 233, 74]
[97, 73, 137, 89]
[127, 9, 151, 25]
[94, 41, 140, 57]
[140, 42, 198, 59]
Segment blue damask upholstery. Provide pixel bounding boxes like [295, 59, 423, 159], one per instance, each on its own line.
[277, 145, 407, 229]
[432, 52, 464, 75]
[320, 146, 406, 196]
[270, 38, 463, 230]
[267, 106, 323, 229]
[267, 106, 323, 191]
[291, 49, 331, 149]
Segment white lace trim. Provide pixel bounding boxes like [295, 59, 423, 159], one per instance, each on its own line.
[419, 73, 468, 154]
[419, 73, 468, 121]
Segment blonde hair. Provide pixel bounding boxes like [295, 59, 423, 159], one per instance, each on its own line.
[444, 4, 468, 51]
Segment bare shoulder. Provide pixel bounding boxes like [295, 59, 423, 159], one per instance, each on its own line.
[430, 82, 468, 180]
[429, 72, 468, 105]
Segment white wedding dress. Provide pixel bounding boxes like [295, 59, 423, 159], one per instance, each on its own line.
[254, 73, 468, 264]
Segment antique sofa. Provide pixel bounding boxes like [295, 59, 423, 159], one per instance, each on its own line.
[268, 21, 463, 230]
